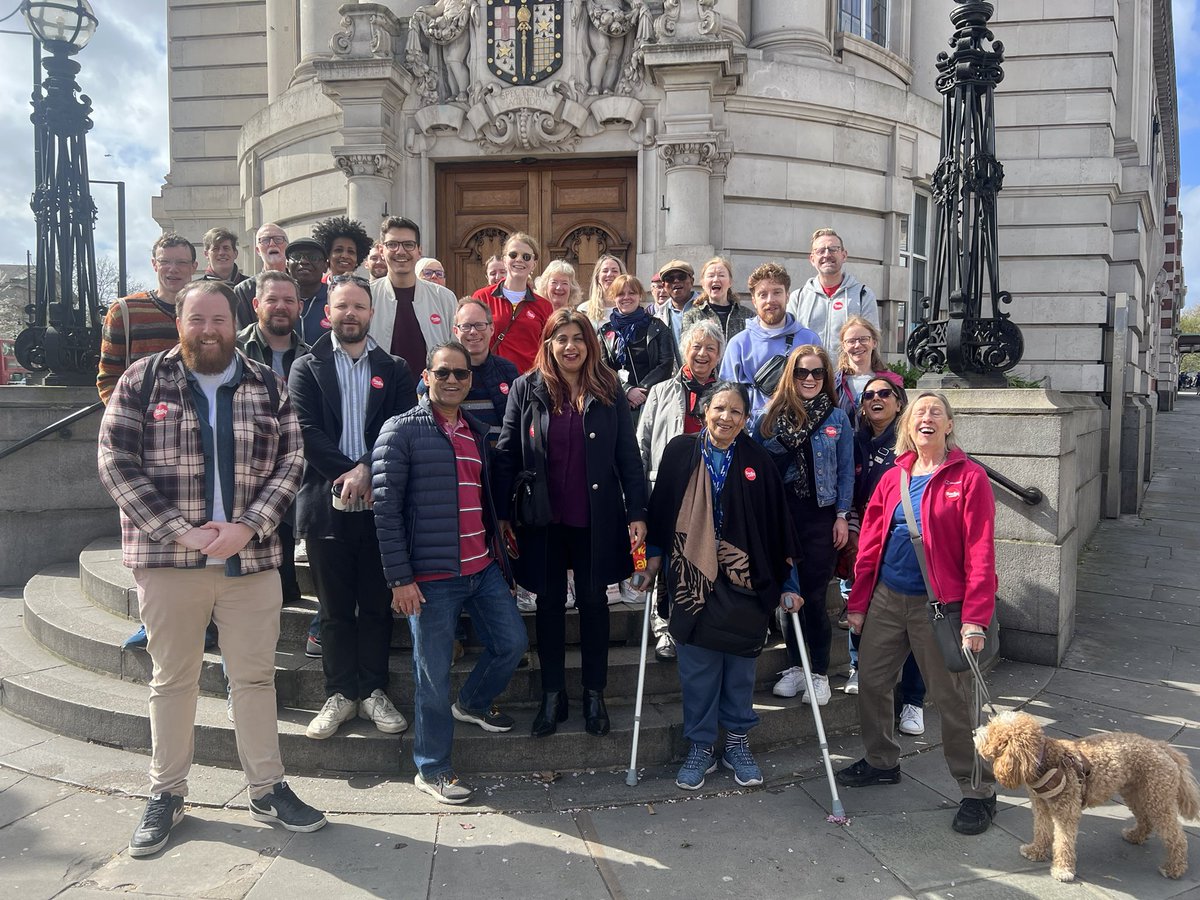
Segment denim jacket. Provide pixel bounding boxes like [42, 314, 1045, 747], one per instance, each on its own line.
[754, 406, 855, 512]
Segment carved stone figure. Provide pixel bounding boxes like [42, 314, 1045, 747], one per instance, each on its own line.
[406, 0, 478, 103]
[572, 0, 650, 96]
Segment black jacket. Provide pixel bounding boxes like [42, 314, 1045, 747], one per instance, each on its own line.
[598, 316, 675, 393]
[493, 370, 648, 595]
[287, 334, 417, 539]
[372, 399, 506, 586]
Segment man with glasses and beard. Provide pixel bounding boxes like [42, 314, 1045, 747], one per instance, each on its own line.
[98, 280, 325, 858]
[288, 275, 418, 741]
[786, 227, 880, 357]
[373, 341, 527, 804]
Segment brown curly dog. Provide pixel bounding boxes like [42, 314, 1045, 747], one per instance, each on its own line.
[974, 711, 1200, 882]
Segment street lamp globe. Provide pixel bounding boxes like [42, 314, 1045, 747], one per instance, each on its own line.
[21, 0, 98, 53]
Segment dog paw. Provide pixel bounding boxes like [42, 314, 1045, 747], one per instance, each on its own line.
[1051, 867, 1076, 883]
[1122, 826, 1149, 845]
[1020, 843, 1049, 862]
[1160, 864, 1186, 880]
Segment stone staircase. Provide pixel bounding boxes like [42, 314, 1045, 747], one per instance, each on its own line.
[1, 538, 857, 777]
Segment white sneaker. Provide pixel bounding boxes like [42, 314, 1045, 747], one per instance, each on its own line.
[306, 693, 357, 739]
[772, 666, 805, 698]
[810, 673, 831, 706]
[516, 587, 537, 612]
[294, 539, 308, 562]
[359, 688, 409, 734]
[898, 703, 925, 736]
[844, 666, 859, 695]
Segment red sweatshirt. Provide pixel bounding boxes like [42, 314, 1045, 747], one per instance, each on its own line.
[848, 446, 997, 627]
[472, 283, 553, 374]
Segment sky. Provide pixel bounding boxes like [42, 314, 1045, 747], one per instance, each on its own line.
[0, 3, 1197, 305]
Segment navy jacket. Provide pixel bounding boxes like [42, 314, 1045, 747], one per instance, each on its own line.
[493, 370, 648, 595]
[372, 399, 505, 586]
[287, 333, 417, 539]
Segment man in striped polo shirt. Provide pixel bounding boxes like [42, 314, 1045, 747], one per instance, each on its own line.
[97, 234, 198, 404]
[373, 341, 527, 804]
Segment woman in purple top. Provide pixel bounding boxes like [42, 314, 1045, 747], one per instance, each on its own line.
[494, 309, 648, 738]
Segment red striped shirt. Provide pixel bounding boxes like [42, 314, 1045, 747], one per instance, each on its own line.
[416, 409, 491, 581]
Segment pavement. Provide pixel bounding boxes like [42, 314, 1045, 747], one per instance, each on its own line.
[4, 394, 1200, 899]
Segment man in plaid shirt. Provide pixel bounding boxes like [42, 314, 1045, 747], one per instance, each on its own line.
[98, 279, 326, 858]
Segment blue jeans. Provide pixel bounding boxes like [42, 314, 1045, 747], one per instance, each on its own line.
[409, 562, 528, 778]
[676, 642, 759, 747]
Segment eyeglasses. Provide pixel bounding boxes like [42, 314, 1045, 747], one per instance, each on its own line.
[430, 367, 471, 381]
[507, 251, 534, 262]
[383, 240, 419, 252]
[287, 251, 325, 263]
[154, 258, 193, 269]
[421, 269, 446, 278]
[329, 273, 371, 288]
[454, 321, 491, 332]
[257, 235, 287, 247]
[844, 336, 874, 346]
[793, 367, 826, 381]
[811, 245, 844, 256]
[861, 388, 895, 401]
[661, 272, 689, 283]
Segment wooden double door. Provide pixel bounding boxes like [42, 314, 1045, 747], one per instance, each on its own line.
[434, 158, 637, 299]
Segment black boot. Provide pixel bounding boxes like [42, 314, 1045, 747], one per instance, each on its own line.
[531, 691, 568, 738]
[583, 689, 610, 736]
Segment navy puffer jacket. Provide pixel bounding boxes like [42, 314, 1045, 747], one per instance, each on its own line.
[372, 399, 504, 586]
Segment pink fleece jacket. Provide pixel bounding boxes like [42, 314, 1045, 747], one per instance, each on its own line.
[848, 446, 997, 627]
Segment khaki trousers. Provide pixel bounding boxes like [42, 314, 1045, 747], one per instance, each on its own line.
[134, 567, 284, 800]
[856, 581, 994, 799]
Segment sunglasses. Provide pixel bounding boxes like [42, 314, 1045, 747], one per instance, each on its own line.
[793, 367, 826, 381]
[287, 251, 325, 263]
[661, 272, 689, 283]
[430, 367, 471, 381]
[861, 388, 896, 401]
[507, 251, 534, 262]
[329, 273, 371, 288]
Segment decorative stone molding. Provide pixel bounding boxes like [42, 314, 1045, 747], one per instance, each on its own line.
[329, 3, 400, 60]
[658, 138, 731, 174]
[334, 152, 397, 180]
[654, 0, 721, 41]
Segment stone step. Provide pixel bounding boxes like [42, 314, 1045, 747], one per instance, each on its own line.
[1, 596, 861, 776]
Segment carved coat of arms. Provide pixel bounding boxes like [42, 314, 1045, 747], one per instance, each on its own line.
[486, 0, 564, 85]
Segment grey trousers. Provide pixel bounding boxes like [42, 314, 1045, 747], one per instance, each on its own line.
[856, 581, 994, 800]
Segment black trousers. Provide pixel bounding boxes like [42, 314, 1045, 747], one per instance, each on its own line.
[536, 525, 609, 693]
[783, 491, 836, 675]
[276, 520, 302, 607]
[306, 513, 393, 700]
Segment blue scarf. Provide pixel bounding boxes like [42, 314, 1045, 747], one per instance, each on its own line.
[700, 429, 736, 539]
[608, 305, 650, 368]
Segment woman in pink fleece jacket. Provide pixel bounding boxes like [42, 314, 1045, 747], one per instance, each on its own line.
[834, 391, 999, 836]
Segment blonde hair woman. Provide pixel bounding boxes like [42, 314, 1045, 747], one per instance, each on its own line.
[581, 254, 626, 325]
[468, 232, 552, 372]
[833, 316, 903, 419]
[536, 259, 583, 311]
[682, 256, 753, 342]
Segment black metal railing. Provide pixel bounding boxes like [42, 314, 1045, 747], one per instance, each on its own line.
[978, 459, 1042, 506]
[0, 400, 101, 464]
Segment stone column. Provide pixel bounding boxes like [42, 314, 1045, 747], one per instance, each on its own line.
[658, 139, 729, 250]
[749, 0, 830, 57]
[265, 0, 298, 101]
[336, 152, 398, 226]
[295, 0, 344, 81]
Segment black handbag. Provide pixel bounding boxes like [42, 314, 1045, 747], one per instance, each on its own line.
[750, 332, 795, 398]
[898, 468, 1000, 673]
[510, 410, 553, 528]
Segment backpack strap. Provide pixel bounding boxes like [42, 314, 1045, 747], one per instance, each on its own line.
[241, 356, 281, 415]
[138, 349, 171, 412]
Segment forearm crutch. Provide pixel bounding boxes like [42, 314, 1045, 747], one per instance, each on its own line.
[625, 586, 655, 786]
[790, 608, 848, 823]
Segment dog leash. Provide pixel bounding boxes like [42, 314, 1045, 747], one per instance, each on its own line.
[963, 643, 999, 791]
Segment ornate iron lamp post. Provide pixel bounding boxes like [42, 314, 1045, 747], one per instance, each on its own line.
[906, 0, 1023, 386]
[13, 0, 101, 385]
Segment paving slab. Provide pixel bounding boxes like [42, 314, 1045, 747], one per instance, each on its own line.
[0, 774, 79, 829]
[1061, 632, 1178, 685]
[1034, 669, 1200, 729]
[917, 870, 1109, 899]
[1017, 694, 1186, 742]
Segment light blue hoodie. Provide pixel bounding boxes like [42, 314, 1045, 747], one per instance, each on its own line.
[718, 313, 822, 416]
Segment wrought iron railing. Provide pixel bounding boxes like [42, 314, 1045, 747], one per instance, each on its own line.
[0, 400, 101, 464]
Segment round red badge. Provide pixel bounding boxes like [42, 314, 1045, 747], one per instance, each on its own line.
[371, 376, 384, 389]
[499, 382, 510, 395]
[430, 313, 442, 325]
[824, 425, 838, 438]
[832, 300, 844, 311]
[529, 425, 535, 438]
[153, 403, 169, 421]
[744, 467, 757, 481]
[945, 488, 961, 501]
[320, 318, 331, 329]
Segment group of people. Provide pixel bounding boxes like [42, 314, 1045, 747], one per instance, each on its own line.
[94, 218, 999, 858]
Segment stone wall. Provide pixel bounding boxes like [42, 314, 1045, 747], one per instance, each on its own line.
[0, 387, 118, 588]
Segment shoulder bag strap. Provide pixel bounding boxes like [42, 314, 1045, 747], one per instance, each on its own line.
[898, 468, 938, 603]
[494, 297, 531, 346]
[116, 298, 131, 367]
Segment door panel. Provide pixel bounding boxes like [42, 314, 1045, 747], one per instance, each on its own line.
[436, 159, 636, 300]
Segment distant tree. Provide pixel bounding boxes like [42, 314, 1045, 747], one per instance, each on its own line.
[1180, 305, 1200, 374]
[96, 255, 147, 306]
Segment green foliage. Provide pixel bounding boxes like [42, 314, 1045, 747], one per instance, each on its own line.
[1180, 305, 1200, 335]
[887, 359, 923, 388]
[1182, 354, 1200, 374]
[1005, 373, 1046, 388]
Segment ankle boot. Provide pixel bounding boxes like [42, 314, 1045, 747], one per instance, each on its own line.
[531, 691, 568, 738]
[582, 689, 610, 736]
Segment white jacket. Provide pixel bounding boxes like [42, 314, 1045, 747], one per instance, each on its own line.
[637, 376, 688, 489]
[786, 272, 879, 355]
[369, 277, 458, 353]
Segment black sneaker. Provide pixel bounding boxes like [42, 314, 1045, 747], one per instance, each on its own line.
[835, 758, 902, 787]
[249, 781, 327, 833]
[451, 701, 515, 733]
[951, 795, 997, 835]
[129, 792, 185, 858]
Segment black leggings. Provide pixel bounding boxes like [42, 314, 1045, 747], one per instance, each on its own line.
[784, 491, 837, 675]
[536, 525, 610, 693]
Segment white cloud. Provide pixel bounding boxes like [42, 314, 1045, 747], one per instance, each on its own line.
[1179, 184, 1200, 311]
[0, 0, 166, 294]
[1177, 0, 1200, 75]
